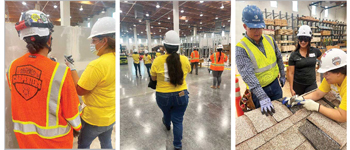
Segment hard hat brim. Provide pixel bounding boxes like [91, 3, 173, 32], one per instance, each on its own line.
[245, 22, 265, 29]
[317, 63, 347, 73]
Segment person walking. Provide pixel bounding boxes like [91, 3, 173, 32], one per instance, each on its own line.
[150, 30, 191, 150]
[190, 46, 200, 75]
[210, 45, 228, 89]
[235, 5, 286, 116]
[132, 49, 141, 77]
[143, 50, 152, 77]
[288, 25, 322, 96]
[65, 17, 116, 148]
[6, 10, 81, 148]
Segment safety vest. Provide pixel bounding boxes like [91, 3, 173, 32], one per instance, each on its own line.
[190, 51, 200, 62]
[210, 52, 227, 71]
[6, 53, 81, 148]
[236, 35, 279, 88]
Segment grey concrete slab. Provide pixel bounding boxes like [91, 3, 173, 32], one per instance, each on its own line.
[120, 58, 231, 150]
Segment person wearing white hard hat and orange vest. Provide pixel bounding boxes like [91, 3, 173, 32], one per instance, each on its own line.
[287, 25, 322, 96]
[143, 50, 152, 77]
[6, 10, 81, 148]
[151, 30, 191, 150]
[210, 45, 228, 89]
[190, 46, 200, 75]
[132, 49, 142, 77]
[236, 5, 285, 116]
[283, 49, 347, 123]
[64, 17, 116, 148]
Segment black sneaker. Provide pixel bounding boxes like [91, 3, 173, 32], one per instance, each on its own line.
[162, 118, 170, 130]
[174, 147, 182, 150]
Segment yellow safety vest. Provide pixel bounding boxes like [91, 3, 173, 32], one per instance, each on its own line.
[236, 35, 279, 88]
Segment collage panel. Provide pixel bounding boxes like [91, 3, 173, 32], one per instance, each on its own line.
[120, 1, 231, 150]
[235, 1, 347, 150]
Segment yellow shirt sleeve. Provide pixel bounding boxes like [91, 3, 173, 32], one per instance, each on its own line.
[78, 64, 103, 91]
[318, 78, 331, 93]
[339, 93, 347, 111]
[150, 59, 158, 76]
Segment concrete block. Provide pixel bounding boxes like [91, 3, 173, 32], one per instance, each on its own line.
[245, 109, 277, 133]
[235, 115, 257, 145]
[261, 118, 293, 141]
[271, 101, 293, 122]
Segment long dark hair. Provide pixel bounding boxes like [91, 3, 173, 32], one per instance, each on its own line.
[217, 49, 222, 62]
[23, 35, 51, 54]
[295, 38, 311, 57]
[96, 33, 115, 51]
[165, 44, 183, 86]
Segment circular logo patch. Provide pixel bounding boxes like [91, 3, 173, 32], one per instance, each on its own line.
[31, 14, 40, 22]
[40, 14, 47, 22]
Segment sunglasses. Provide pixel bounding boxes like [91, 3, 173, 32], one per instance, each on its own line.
[298, 36, 311, 42]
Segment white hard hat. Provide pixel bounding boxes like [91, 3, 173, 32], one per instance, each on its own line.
[163, 30, 180, 45]
[216, 45, 224, 49]
[88, 17, 115, 39]
[145, 50, 148, 53]
[133, 49, 138, 53]
[17, 10, 54, 40]
[318, 48, 347, 73]
[157, 49, 160, 52]
[297, 25, 312, 37]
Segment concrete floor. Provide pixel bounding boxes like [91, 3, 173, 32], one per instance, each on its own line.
[120, 57, 231, 150]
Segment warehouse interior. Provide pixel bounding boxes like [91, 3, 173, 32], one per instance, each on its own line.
[120, 1, 231, 149]
[4, 1, 115, 148]
[235, 1, 347, 150]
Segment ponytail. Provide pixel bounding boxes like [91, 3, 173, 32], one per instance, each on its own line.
[165, 44, 184, 86]
[217, 49, 223, 62]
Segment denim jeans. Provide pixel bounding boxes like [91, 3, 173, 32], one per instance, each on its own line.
[190, 62, 198, 74]
[145, 64, 152, 77]
[156, 90, 189, 148]
[78, 119, 115, 149]
[251, 78, 282, 108]
[134, 63, 141, 76]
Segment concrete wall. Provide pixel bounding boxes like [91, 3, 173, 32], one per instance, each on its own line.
[235, 1, 347, 43]
[5, 22, 96, 148]
[78, 7, 116, 28]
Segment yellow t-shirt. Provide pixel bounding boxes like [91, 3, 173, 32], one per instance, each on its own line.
[151, 54, 191, 93]
[78, 52, 116, 126]
[144, 55, 152, 64]
[318, 76, 347, 111]
[156, 52, 161, 57]
[132, 54, 140, 64]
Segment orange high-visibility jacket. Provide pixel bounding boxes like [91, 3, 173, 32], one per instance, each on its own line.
[6, 53, 81, 148]
[190, 51, 200, 62]
[210, 52, 228, 71]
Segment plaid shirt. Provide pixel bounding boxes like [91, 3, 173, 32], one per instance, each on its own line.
[236, 34, 285, 101]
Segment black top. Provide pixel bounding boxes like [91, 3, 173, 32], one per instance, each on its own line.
[288, 47, 322, 85]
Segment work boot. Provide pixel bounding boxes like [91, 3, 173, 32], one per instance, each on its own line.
[174, 147, 182, 150]
[162, 117, 170, 131]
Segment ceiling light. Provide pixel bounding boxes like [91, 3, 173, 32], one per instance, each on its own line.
[120, 10, 123, 13]
[166, 28, 168, 30]
[200, 22, 202, 24]
[220, 3, 224, 9]
[133, 24, 136, 27]
[200, 1, 204, 3]
[146, 12, 149, 17]
[156, 3, 160, 8]
[223, 25, 225, 27]
[200, 27, 202, 29]
[54, 5, 57, 8]
[181, 9, 184, 13]
[200, 13, 203, 17]
[168, 16, 170, 20]
[188, 26, 190, 28]
[47, 14, 50, 17]
[22, 1, 26, 5]
[80, 5, 83, 11]
[151, 26, 153, 28]
[139, 20, 142, 22]
[215, 16, 218, 19]
[158, 22, 161, 25]
[185, 20, 188, 22]
[141, 32, 143, 34]
[228, 20, 230, 22]
[70, 16, 72, 19]
[159, 29, 161, 32]
[101, 8, 106, 13]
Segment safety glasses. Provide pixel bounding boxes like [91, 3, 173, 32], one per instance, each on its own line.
[298, 36, 311, 42]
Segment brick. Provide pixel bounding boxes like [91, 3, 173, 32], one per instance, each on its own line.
[235, 115, 257, 145]
[256, 142, 276, 150]
[269, 123, 306, 150]
[245, 133, 266, 150]
[299, 120, 340, 150]
[236, 142, 252, 150]
[271, 101, 293, 122]
[295, 141, 316, 150]
[307, 112, 347, 148]
[245, 109, 277, 133]
[261, 118, 293, 141]
[289, 108, 311, 124]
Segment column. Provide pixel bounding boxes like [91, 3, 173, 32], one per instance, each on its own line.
[60, 1, 70, 26]
[173, 1, 179, 34]
[34, 2, 40, 10]
[146, 20, 152, 52]
[134, 27, 138, 51]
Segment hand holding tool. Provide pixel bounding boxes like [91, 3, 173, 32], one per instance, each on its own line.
[300, 99, 320, 111]
[64, 55, 76, 71]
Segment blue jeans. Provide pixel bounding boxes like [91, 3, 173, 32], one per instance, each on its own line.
[156, 90, 189, 148]
[145, 64, 152, 77]
[251, 78, 282, 108]
[78, 119, 115, 149]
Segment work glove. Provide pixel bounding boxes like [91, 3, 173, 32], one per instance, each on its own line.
[282, 96, 304, 108]
[64, 55, 76, 71]
[73, 130, 80, 138]
[259, 98, 275, 116]
[279, 76, 286, 87]
[300, 99, 320, 112]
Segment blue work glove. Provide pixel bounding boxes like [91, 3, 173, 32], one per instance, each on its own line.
[259, 98, 275, 116]
[279, 76, 286, 87]
[282, 96, 304, 108]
